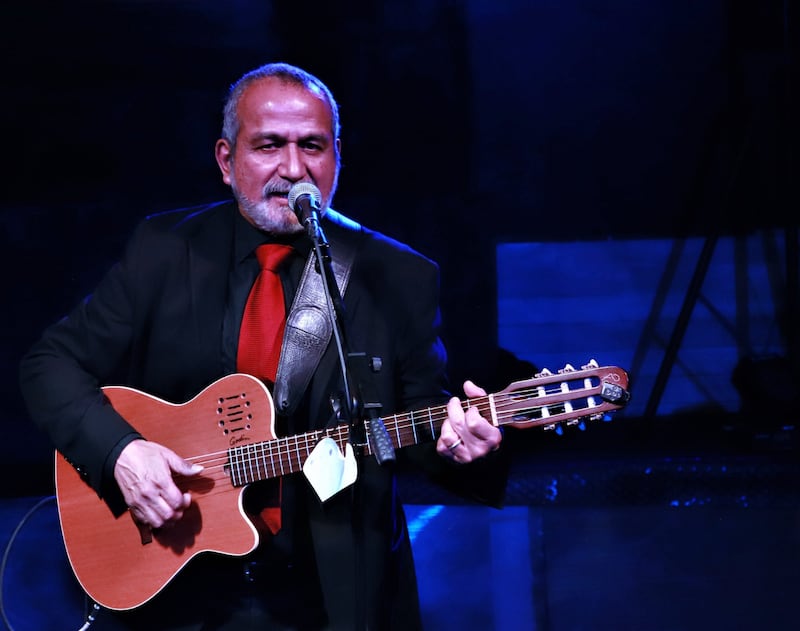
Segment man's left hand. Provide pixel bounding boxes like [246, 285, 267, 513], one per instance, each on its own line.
[437, 380, 502, 463]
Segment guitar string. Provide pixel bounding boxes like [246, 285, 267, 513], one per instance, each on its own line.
[146, 367, 617, 480]
[188, 381, 607, 475]
[180, 381, 594, 469]
[169, 380, 616, 499]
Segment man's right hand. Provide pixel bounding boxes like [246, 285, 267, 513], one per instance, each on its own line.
[113, 439, 204, 528]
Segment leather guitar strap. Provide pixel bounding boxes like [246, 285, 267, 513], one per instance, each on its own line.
[272, 210, 363, 417]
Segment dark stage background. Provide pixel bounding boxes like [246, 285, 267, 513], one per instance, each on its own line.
[1, 1, 799, 629]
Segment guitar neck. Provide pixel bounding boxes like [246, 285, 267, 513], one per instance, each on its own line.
[227, 363, 629, 487]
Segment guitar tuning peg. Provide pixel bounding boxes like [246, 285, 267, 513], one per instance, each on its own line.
[558, 363, 575, 373]
[581, 359, 599, 370]
[535, 367, 553, 378]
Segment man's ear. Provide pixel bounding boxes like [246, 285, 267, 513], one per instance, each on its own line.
[214, 139, 233, 185]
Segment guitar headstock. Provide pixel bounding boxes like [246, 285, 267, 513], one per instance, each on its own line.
[495, 359, 630, 432]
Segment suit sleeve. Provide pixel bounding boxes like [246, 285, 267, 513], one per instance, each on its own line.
[18, 221, 153, 499]
[389, 248, 509, 508]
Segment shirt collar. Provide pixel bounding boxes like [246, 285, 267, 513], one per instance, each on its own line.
[233, 208, 312, 263]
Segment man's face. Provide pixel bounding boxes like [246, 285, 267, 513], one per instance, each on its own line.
[215, 77, 340, 234]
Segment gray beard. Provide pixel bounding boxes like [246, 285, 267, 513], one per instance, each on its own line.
[231, 181, 304, 236]
[230, 171, 337, 234]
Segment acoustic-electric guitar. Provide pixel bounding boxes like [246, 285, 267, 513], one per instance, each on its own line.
[55, 360, 630, 610]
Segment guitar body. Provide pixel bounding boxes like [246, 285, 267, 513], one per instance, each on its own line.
[55, 373, 274, 610]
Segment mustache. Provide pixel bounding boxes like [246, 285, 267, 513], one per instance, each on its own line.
[263, 181, 314, 197]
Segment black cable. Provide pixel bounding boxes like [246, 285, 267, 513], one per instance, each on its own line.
[0, 495, 101, 631]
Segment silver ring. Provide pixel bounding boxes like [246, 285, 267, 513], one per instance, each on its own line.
[447, 438, 462, 452]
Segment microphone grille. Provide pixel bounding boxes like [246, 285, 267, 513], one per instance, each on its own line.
[287, 182, 322, 212]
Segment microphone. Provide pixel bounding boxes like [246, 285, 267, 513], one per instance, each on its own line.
[288, 182, 323, 229]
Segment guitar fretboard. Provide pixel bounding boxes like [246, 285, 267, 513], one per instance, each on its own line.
[226, 403, 447, 486]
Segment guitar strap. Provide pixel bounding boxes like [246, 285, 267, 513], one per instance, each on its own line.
[272, 210, 364, 418]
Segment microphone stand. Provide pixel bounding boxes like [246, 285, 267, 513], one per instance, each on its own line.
[302, 213, 396, 465]
[299, 199, 394, 631]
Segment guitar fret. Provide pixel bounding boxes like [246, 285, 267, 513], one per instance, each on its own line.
[255, 442, 264, 481]
[487, 394, 498, 427]
[255, 443, 264, 480]
[333, 426, 347, 452]
[229, 451, 237, 485]
[230, 448, 243, 486]
[270, 441, 278, 478]
[409, 410, 418, 445]
[265, 442, 273, 480]
[238, 449, 246, 485]
[393, 413, 402, 447]
[289, 437, 296, 473]
[268, 443, 275, 479]
[268, 441, 276, 478]
[244, 446, 252, 483]
[250, 445, 259, 482]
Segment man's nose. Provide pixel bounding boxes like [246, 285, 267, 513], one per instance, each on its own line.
[278, 143, 305, 180]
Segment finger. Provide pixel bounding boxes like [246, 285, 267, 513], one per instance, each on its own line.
[164, 449, 204, 476]
[152, 494, 179, 522]
[139, 494, 186, 528]
[157, 485, 191, 513]
[159, 452, 201, 510]
[130, 502, 163, 529]
[436, 419, 461, 457]
[463, 380, 487, 398]
[462, 407, 497, 437]
[446, 396, 468, 432]
[437, 434, 462, 458]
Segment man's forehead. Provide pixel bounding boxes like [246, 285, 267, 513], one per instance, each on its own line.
[240, 78, 333, 130]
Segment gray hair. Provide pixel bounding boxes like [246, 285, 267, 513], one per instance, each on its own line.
[221, 62, 341, 152]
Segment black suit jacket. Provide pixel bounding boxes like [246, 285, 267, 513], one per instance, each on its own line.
[20, 200, 503, 628]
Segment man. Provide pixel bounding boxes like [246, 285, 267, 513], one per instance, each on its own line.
[20, 62, 504, 630]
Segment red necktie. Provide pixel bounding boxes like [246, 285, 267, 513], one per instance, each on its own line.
[237, 243, 293, 535]
[238, 243, 293, 384]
